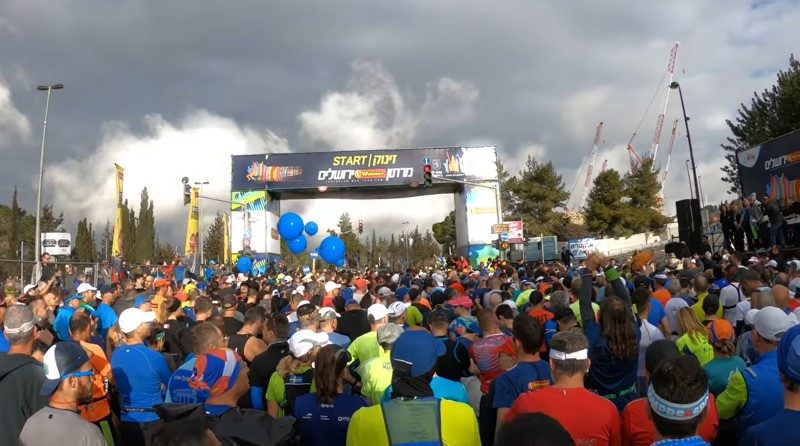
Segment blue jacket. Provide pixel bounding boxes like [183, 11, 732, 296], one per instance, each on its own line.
[741, 350, 783, 434]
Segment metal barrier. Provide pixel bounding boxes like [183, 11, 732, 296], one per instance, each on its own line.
[0, 259, 104, 289]
[605, 240, 668, 258]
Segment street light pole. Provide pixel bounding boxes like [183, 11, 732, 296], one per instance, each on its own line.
[33, 83, 63, 282]
[194, 181, 210, 265]
[671, 82, 701, 208]
[685, 160, 694, 200]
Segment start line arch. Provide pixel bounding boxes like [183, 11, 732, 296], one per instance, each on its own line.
[229, 146, 502, 266]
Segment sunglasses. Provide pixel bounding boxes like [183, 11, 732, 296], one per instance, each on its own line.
[65, 371, 94, 379]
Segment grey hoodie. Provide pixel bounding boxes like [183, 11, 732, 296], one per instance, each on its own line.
[0, 353, 48, 446]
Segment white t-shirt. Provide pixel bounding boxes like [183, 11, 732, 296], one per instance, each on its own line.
[735, 299, 752, 323]
[665, 297, 690, 336]
[638, 319, 665, 377]
[720, 282, 745, 323]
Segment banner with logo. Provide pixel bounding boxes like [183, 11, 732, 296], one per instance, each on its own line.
[185, 187, 200, 256]
[112, 164, 124, 257]
[738, 129, 800, 202]
[503, 220, 524, 244]
[568, 238, 598, 260]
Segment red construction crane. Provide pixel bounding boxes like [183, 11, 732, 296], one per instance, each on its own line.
[649, 42, 680, 162]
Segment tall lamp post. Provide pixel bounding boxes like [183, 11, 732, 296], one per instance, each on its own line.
[33, 83, 63, 282]
[194, 180, 210, 265]
[670, 82, 701, 207]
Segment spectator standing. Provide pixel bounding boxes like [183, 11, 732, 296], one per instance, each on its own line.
[336, 290, 370, 342]
[266, 328, 330, 417]
[347, 303, 391, 368]
[165, 322, 224, 404]
[0, 305, 48, 446]
[18, 341, 106, 446]
[319, 307, 351, 348]
[360, 323, 403, 405]
[249, 314, 290, 410]
[111, 308, 172, 446]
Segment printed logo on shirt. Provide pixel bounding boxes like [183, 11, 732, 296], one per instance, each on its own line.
[528, 380, 550, 392]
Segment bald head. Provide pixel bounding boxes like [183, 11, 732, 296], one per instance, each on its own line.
[694, 276, 709, 293]
[773, 285, 790, 310]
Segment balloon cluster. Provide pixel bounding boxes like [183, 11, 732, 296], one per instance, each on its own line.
[277, 212, 346, 266]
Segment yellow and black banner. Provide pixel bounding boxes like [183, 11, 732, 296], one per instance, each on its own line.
[184, 187, 199, 256]
[112, 164, 124, 257]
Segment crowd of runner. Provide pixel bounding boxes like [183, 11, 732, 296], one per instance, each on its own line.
[2, 246, 800, 446]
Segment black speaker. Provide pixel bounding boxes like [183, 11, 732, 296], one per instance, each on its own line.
[665, 241, 690, 258]
[675, 199, 702, 254]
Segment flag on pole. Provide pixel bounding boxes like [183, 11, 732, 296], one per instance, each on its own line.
[112, 164, 124, 257]
[184, 187, 200, 275]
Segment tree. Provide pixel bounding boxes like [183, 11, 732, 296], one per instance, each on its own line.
[134, 188, 155, 262]
[8, 187, 20, 260]
[721, 55, 800, 196]
[100, 220, 112, 260]
[432, 210, 457, 255]
[622, 158, 671, 233]
[203, 213, 225, 263]
[504, 155, 570, 236]
[337, 213, 364, 267]
[496, 160, 515, 212]
[74, 219, 96, 262]
[584, 169, 631, 237]
[153, 238, 176, 263]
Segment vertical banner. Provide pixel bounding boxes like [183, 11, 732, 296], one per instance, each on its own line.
[185, 187, 200, 256]
[223, 211, 231, 264]
[112, 164, 124, 257]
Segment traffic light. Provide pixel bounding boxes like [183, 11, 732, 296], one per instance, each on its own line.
[500, 242, 510, 251]
[182, 177, 191, 205]
[358, 220, 364, 234]
[423, 164, 433, 187]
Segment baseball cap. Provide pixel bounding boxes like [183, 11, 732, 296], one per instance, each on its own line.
[788, 260, 800, 270]
[367, 303, 391, 321]
[40, 341, 91, 396]
[395, 287, 410, 301]
[221, 295, 237, 309]
[653, 274, 668, 281]
[706, 319, 735, 344]
[288, 329, 330, 357]
[134, 294, 153, 308]
[355, 278, 368, 290]
[188, 348, 242, 400]
[118, 307, 156, 334]
[62, 293, 83, 304]
[388, 301, 410, 317]
[22, 284, 36, 295]
[778, 324, 800, 383]
[76, 283, 97, 294]
[324, 281, 341, 294]
[754, 306, 797, 341]
[377, 287, 393, 298]
[377, 323, 404, 345]
[318, 307, 341, 320]
[766, 260, 779, 268]
[448, 295, 473, 308]
[745, 308, 760, 326]
[154, 278, 171, 288]
[390, 330, 446, 377]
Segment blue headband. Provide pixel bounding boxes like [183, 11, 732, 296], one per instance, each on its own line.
[647, 384, 709, 421]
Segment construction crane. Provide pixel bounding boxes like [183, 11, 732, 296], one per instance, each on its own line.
[659, 119, 679, 195]
[580, 122, 604, 209]
[626, 143, 642, 172]
[648, 42, 680, 163]
[600, 159, 608, 173]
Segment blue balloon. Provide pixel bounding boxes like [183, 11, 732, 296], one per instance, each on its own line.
[336, 258, 345, 268]
[236, 257, 253, 274]
[287, 235, 308, 254]
[304, 221, 319, 236]
[277, 212, 304, 240]
[318, 235, 346, 264]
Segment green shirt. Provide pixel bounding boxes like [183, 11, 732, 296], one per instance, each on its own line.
[716, 369, 747, 420]
[360, 349, 393, 405]
[348, 331, 381, 368]
[515, 290, 533, 307]
[691, 292, 722, 323]
[570, 300, 599, 320]
[406, 306, 424, 328]
[265, 366, 315, 417]
[676, 333, 714, 366]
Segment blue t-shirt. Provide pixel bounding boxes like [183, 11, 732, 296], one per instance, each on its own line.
[0, 331, 9, 353]
[646, 297, 666, 327]
[93, 303, 118, 340]
[292, 393, 368, 446]
[492, 360, 553, 409]
[742, 408, 800, 446]
[166, 354, 200, 404]
[544, 319, 558, 347]
[111, 343, 172, 422]
[326, 331, 352, 349]
[381, 376, 470, 405]
[53, 306, 76, 341]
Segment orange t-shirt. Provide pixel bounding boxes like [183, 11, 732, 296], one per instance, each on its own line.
[78, 341, 112, 422]
[621, 396, 718, 446]
[507, 386, 621, 446]
[652, 288, 671, 307]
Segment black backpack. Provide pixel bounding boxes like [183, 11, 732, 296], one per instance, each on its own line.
[281, 369, 313, 416]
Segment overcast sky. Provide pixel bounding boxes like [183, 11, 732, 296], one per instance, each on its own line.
[0, 0, 796, 246]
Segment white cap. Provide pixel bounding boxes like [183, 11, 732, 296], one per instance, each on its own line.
[745, 308, 760, 326]
[76, 283, 97, 294]
[753, 306, 797, 341]
[22, 284, 36, 295]
[789, 260, 800, 270]
[324, 281, 341, 294]
[377, 287, 393, 297]
[237, 273, 247, 282]
[118, 308, 156, 334]
[391, 273, 400, 284]
[318, 307, 341, 319]
[748, 256, 759, 264]
[501, 299, 518, 311]
[225, 275, 235, 284]
[293, 285, 306, 295]
[388, 301, 410, 317]
[653, 274, 668, 281]
[297, 300, 311, 307]
[766, 260, 778, 268]
[283, 276, 293, 283]
[288, 329, 330, 357]
[367, 303, 391, 321]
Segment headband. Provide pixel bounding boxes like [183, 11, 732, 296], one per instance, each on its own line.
[549, 349, 588, 360]
[4, 320, 35, 334]
[647, 384, 709, 421]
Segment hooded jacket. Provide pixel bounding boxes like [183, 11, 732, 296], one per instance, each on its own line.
[0, 353, 48, 446]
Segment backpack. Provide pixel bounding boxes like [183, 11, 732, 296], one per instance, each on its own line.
[281, 369, 313, 415]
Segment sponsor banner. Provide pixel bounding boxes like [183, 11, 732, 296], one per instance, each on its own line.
[465, 183, 498, 244]
[569, 238, 598, 260]
[184, 187, 200, 256]
[231, 146, 497, 191]
[738, 129, 800, 202]
[230, 210, 281, 256]
[504, 221, 524, 244]
[41, 232, 71, 256]
[112, 164, 124, 257]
